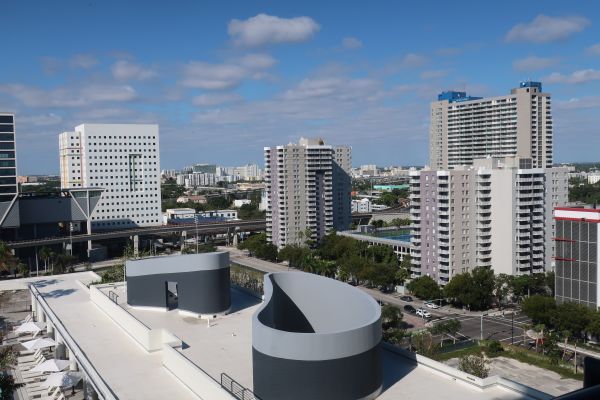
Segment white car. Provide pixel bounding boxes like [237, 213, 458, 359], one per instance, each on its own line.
[416, 309, 431, 318]
[425, 302, 440, 309]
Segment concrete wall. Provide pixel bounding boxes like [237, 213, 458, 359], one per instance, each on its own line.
[252, 272, 382, 400]
[126, 252, 231, 315]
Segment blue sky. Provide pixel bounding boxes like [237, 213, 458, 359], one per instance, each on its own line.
[2, 0, 600, 174]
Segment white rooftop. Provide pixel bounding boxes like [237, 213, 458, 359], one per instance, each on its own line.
[0, 271, 550, 400]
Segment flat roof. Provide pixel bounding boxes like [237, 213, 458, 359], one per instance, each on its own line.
[0, 271, 546, 400]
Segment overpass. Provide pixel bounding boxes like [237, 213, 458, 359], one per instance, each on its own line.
[7, 219, 267, 249]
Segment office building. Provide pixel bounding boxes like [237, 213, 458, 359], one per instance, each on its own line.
[554, 207, 600, 310]
[0, 113, 18, 204]
[264, 138, 351, 248]
[410, 157, 568, 285]
[59, 124, 161, 230]
[430, 82, 553, 170]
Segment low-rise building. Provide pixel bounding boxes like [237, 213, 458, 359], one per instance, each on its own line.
[554, 207, 600, 309]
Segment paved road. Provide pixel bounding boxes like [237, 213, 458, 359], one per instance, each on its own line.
[223, 246, 506, 332]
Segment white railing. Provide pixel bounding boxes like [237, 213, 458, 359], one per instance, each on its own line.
[30, 284, 118, 400]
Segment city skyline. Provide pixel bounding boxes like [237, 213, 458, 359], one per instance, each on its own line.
[2, 1, 600, 174]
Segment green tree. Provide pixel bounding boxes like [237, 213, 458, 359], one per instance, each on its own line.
[279, 245, 311, 269]
[429, 319, 462, 344]
[0, 241, 18, 274]
[206, 196, 231, 210]
[469, 267, 495, 311]
[381, 304, 403, 330]
[370, 219, 385, 228]
[551, 302, 592, 338]
[101, 264, 125, 283]
[38, 246, 52, 274]
[389, 218, 411, 227]
[587, 310, 600, 339]
[494, 273, 514, 308]
[521, 295, 556, 326]
[407, 275, 442, 300]
[444, 272, 473, 308]
[410, 331, 438, 357]
[458, 354, 490, 378]
[396, 255, 412, 285]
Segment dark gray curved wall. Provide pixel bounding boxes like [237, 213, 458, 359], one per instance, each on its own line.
[252, 272, 382, 400]
[126, 252, 230, 314]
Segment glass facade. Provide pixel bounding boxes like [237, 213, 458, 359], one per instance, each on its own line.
[0, 114, 16, 203]
[555, 219, 598, 309]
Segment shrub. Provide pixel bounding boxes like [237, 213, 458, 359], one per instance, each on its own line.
[487, 340, 503, 355]
[458, 354, 490, 378]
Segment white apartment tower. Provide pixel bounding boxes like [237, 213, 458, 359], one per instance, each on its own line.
[59, 124, 161, 230]
[265, 138, 351, 249]
[430, 82, 553, 170]
[410, 157, 568, 285]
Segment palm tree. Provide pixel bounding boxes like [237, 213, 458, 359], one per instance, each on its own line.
[38, 246, 52, 274]
[0, 241, 18, 275]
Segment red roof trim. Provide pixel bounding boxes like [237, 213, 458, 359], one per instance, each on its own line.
[554, 217, 600, 223]
[553, 237, 576, 242]
[554, 257, 575, 262]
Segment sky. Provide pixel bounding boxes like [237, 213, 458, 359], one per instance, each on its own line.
[1, 1, 600, 174]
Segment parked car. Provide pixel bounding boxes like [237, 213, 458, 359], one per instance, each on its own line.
[403, 304, 416, 314]
[400, 295, 413, 302]
[416, 308, 431, 318]
[425, 301, 440, 309]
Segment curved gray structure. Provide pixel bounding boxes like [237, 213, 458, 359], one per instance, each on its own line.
[126, 252, 230, 315]
[252, 272, 382, 400]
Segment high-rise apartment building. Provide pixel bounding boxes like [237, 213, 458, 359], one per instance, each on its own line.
[410, 157, 568, 285]
[0, 113, 17, 204]
[264, 138, 351, 248]
[59, 124, 161, 230]
[430, 82, 553, 170]
[554, 207, 600, 309]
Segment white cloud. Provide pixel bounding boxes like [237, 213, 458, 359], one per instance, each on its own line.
[18, 113, 63, 126]
[420, 70, 447, 80]
[180, 62, 247, 90]
[513, 56, 558, 71]
[545, 69, 600, 84]
[69, 54, 98, 69]
[586, 44, 600, 56]
[506, 15, 590, 43]
[228, 13, 320, 47]
[80, 85, 137, 102]
[238, 54, 277, 69]
[180, 54, 277, 90]
[342, 37, 362, 49]
[0, 83, 136, 107]
[401, 53, 427, 68]
[555, 96, 600, 110]
[282, 77, 379, 101]
[192, 93, 242, 107]
[111, 60, 157, 80]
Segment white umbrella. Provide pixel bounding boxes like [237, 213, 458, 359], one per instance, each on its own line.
[29, 359, 70, 373]
[15, 321, 46, 334]
[21, 337, 57, 350]
[41, 371, 83, 388]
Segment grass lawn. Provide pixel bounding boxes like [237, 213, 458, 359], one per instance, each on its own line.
[434, 342, 583, 381]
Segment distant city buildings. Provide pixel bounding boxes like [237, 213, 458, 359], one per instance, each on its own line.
[162, 163, 263, 189]
[410, 157, 568, 285]
[430, 82, 553, 170]
[265, 137, 352, 248]
[59, 124, 162, 230]
[554, 207, 600, 309]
